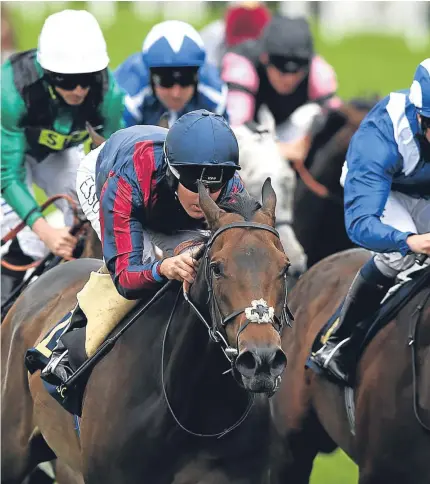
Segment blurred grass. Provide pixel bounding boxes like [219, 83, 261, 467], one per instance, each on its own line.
[6, 3, 428, 482]
[6, 1, 429, 98]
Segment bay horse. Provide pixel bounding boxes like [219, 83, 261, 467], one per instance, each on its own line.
[2, 179, 291, 484]
[269, 248, 430, 484]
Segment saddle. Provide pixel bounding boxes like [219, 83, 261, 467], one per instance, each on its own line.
[25, 240, 205, 415]
[309, 265, 430, 374]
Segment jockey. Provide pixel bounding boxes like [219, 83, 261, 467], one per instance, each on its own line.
[115, 20, 228, 128]
[41, 110, 244, 385]
[221, 14, 341, 163]
[200, 1, 271, 69]
[1, 10, 125, 303]
[310, 59, 430, 384]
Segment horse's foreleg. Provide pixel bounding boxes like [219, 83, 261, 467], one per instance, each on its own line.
[1, 312, 56, 483]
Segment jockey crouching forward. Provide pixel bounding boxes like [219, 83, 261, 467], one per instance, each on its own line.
[221, 14, 341, 163]
[1, 9, 125, 302]
[41, 110, 244, 385]
[310, 59, 430, 385]
[115, 20, 228, 128]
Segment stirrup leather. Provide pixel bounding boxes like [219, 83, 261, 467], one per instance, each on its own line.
[42, 349, 69, 375]
[313, 337, 351, 368]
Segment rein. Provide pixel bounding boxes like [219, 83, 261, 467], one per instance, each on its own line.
[161, 286, 255, 439]
[162, 221, 294, 438]
[408, 287, 430, 432]
[64, 221, 293, 439]
[186, 221, 293, 365]
[1, 194, 85, 271]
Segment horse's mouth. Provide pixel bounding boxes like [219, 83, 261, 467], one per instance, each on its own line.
[240, 374, 281, 396]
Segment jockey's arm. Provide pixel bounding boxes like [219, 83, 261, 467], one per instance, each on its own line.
[1, 62, 78, 258]
[344, 127, 415, 255]
[1, 62, 42, 227]
[278, 56, 342, 164]
[99, 70, 126, 138]
[221, 52, 258, 126]
[100, 172, 165, 300]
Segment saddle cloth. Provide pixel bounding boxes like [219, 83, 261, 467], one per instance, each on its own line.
[24, 239, 205, 415]
[308, 265, 430, 374]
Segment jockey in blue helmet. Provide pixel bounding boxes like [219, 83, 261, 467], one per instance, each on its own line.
[115, 20, 229, 128]
[310, 59, 430, 385]
[41, 110, 244, 385]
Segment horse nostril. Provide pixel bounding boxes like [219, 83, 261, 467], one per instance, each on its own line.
[235, 350, 258, 378]
[270, 349, 287, 377]
[235, 348, 287, 378]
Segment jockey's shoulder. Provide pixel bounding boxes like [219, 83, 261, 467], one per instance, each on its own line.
[98, 125, 167, 178]
[114, 52, 150, 97]
[359, 89, 420, 137]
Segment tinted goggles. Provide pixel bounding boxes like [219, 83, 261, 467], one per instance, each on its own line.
[268, 55, 309, 74]
[151, 67, 198, 88]
[175, 166, 236, 194]
[45, 71, 99, 90]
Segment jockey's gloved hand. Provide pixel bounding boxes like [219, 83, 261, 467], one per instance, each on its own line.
[406, 233, 430, 255]
[159, 253, 199, 284]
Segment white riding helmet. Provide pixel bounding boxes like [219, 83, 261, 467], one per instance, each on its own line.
[37, 10, 109, 74]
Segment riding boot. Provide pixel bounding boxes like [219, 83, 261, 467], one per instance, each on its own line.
[310, 258, 395, 385]
[40, 303, 87, 386]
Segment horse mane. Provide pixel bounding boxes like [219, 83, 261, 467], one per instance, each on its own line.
[219, 191, 261, 222]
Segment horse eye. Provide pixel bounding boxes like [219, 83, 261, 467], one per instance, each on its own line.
[210, 262, 223, 277]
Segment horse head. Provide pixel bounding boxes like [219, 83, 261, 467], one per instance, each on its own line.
[193, 178, 290, 395]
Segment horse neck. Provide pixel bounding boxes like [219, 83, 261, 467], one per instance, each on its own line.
[163, 269, 253, 434]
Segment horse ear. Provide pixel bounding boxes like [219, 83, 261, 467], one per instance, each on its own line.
[158, 112, 170, 130]
[86, 122, 106, 148]
[198, 181, 222, 229]
[261, 177, 277, 221]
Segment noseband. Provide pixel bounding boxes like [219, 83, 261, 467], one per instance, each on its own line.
[162, 221, 294, 438]
[183, 221, 294, 365]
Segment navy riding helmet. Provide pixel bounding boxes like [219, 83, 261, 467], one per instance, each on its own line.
[164, 109, 240, 193]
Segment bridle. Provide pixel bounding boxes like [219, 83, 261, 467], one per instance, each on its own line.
[162, 220, 294, 438]
[183, 221, 294, 366]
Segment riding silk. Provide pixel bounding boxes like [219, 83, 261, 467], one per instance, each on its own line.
[221, 39, 340, 128]
[1, 49, 125, 227]
[342, 89, 430, 265]
[93, 125, 244, 299]
[115, 53, 228, 127]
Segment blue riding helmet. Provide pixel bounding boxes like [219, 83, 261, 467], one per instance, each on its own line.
[409, 59, 430, 122]
[165, 110, 240, 192]
[142, 20, 206, 69]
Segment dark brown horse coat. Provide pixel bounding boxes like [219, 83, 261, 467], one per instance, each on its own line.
[270, 249, 430, 484]
[2, 183, 291, 484]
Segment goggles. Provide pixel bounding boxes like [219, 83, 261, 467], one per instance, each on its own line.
[169, 162, 235, 194]
[268, 55, 309, 74]
[151, 67, 198, 88]
[45, 71, 100, 90]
